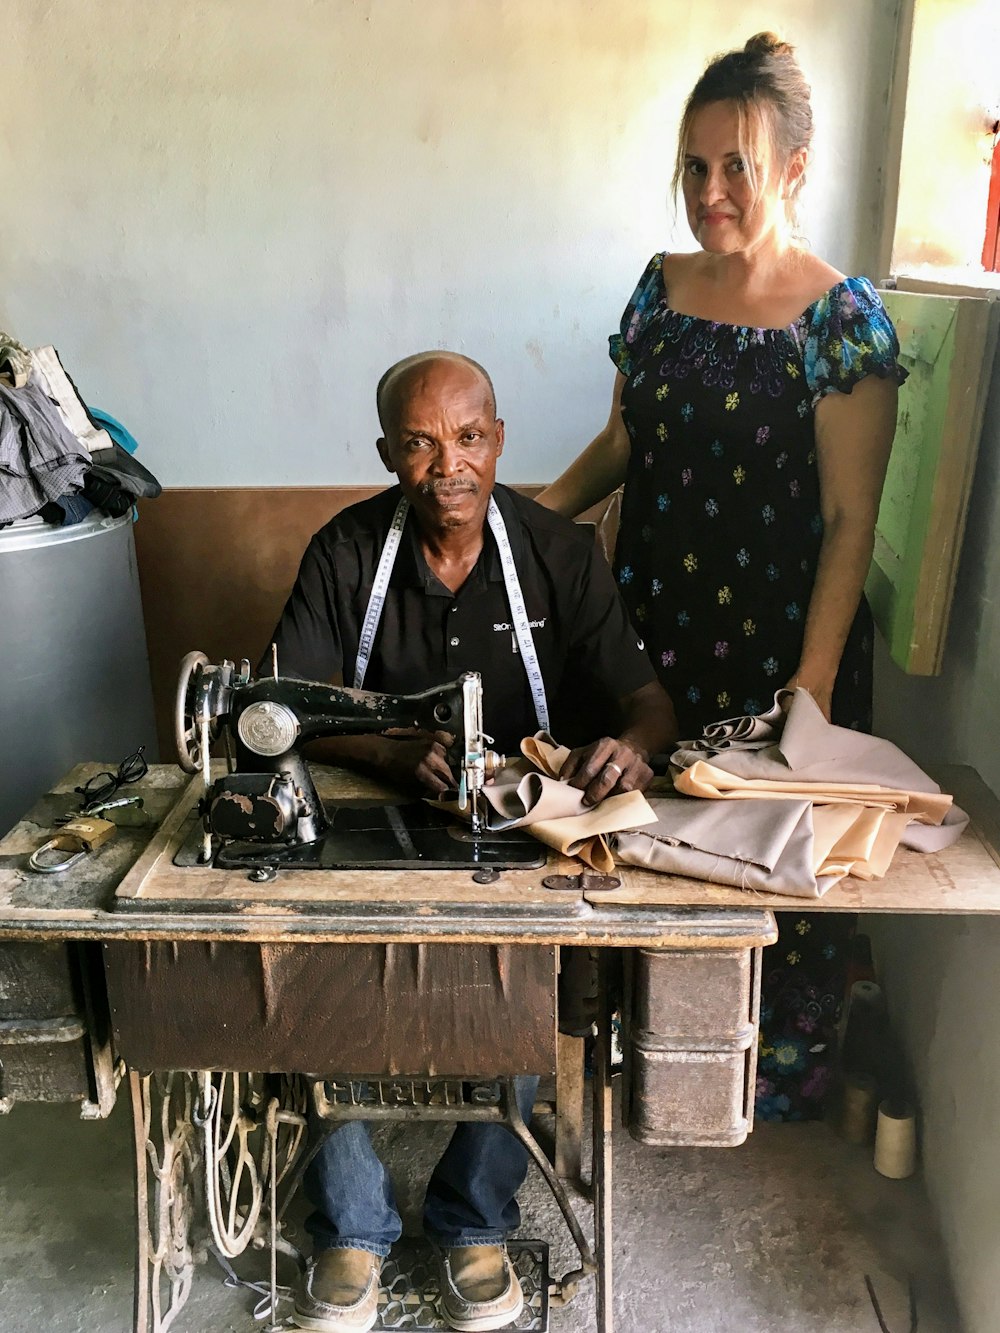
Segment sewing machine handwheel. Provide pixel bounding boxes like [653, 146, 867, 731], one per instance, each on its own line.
[175, 650, 213, 773]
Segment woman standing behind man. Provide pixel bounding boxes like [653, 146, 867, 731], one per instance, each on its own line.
[539, 33, 907, 1119]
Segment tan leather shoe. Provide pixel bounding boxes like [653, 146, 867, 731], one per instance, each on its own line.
[438, 1244, 524, 1332]
[292, 1247, 381, 1332]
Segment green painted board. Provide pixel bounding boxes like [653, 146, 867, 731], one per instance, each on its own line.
[867, 288, 997, 674]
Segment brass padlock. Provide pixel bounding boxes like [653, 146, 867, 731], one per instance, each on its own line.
[55, 816, 118, 850]
[28, 817, 118, 873]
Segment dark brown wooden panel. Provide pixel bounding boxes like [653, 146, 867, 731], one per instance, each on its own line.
[103, 940, 556, 1076]
[0, 1021, 92, 1106]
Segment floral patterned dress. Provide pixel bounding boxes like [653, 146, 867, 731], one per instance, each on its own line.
[609, 253, 908, 1119]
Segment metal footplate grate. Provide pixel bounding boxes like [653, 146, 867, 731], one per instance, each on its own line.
[376, 1239, 549, 1331]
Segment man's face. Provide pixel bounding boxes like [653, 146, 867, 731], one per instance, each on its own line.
[377, 360, 504, 537]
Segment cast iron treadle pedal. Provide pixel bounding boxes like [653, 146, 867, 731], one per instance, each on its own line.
[377, 1239, 548, 1330]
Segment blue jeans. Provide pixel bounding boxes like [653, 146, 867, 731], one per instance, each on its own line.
[304, 1076, 539, 1258]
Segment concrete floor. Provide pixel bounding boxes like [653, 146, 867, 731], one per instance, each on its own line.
[0, 1092, 961, 1333]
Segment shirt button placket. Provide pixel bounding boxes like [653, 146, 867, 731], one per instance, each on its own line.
[447, 602, 461, 664]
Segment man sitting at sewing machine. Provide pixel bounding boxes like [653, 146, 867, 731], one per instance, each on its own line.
[270, 350, 676, 1333]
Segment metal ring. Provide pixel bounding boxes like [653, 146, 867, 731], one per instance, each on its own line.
[603, 762, 623, 777]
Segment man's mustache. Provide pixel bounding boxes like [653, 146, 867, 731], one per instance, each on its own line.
[418, 480, 479, 498]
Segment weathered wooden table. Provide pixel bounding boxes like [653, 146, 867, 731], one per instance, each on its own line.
[2, 763, 999, 1333]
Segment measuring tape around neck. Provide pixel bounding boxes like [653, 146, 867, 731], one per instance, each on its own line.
[353, 494, 410, 691]
[353, 492, 549, 733]
[485, 497, 549, 731]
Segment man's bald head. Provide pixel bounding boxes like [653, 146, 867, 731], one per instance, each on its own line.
[376, 351, 497, 436]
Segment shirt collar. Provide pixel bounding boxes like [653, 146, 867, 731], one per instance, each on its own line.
[390, 484, 522, 593]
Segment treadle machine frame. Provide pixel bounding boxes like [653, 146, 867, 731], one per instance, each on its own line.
[127, 1052, 612, 1332]
[126, 978, 616, 1333]
[1, 764, 792, 1333]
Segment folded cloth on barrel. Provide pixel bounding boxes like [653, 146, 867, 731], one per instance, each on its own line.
[438, 732, 657, 873]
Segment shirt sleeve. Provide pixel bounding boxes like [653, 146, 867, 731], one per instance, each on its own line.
[265, 536, 344, 683]
[608, 252, 667, 378]
[569, 542, 657, 699]
[803, 277, 909, 406]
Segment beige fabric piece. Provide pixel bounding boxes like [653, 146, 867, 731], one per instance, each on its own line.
[614, 794, 832, 897]
[440, 732, 656, 873]
[655, 687, 968, 893]
[673, 759, 953, 826]
[613, 793, 932, 897]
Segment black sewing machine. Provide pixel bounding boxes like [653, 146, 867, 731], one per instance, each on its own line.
[172, 651, 543, 873]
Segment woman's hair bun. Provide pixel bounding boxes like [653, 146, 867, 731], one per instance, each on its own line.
[743, 31, 793, 59]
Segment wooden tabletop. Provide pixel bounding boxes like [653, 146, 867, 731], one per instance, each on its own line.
[0, 765, 774, 948]
[2, 761, 998, 944]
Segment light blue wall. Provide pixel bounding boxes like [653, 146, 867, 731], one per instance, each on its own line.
[0, 0, 897, 488]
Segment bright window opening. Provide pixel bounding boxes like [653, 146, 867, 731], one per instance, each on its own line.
[891, 0, 1000, 288]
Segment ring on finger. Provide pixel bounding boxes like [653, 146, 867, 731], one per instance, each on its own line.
[604, 761, 623, 778]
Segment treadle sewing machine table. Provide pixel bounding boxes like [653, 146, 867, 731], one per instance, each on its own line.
[3, 763, 1000, 1332]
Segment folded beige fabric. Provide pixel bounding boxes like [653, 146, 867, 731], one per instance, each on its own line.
[664, 688, 968, 888]
[613, 793, 938, 897]
[673, 758, 953, 826]
[613, 794, 838, 898]
[440, 732, 656, 873]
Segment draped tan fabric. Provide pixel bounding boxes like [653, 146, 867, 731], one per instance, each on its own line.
[670, 688, 967, 854]
[620, 687, 970, 896]
[674, 758, 952, 823]
[613, 795, 930, 897]
[440, 733, 656, 873]
[613, 794, 837, 898]
[441, 695, 966, 894]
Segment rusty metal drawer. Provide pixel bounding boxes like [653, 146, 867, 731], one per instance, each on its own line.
[0, 941, 118, 1117]
[0, 1015, 91, 1110]
[0, 941, 82, 1018]
[623, 946, 761, 1148]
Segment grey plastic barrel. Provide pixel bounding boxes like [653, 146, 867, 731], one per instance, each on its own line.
[0, 511, 158, 837]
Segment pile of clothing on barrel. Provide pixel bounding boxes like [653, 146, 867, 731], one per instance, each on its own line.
[0, 327, 160, 527]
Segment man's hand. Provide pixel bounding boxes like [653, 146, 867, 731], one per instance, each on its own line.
[305, 729, 456, 795]
[380, 728, 457, 794]
[559, 737, 652, 807]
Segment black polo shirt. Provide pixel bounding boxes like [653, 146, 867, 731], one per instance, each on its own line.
[268, 483, 655, 755]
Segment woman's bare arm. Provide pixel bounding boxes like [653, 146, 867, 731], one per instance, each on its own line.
[787, 375, 898, 718]
[535, 372, 631, 518]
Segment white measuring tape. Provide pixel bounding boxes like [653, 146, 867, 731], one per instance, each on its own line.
[485, 497, 549, 732]
[353, 494, 410, 691]
[353, 493, 549, 732]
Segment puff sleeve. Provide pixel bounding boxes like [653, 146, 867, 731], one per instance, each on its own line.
[608, 252, 667, 377]
[803, 277, 908, 406]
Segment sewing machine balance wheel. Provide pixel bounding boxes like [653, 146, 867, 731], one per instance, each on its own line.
[175, 650, 219, 774]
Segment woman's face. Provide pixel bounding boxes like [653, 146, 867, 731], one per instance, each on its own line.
[681, 99, 795, 256]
